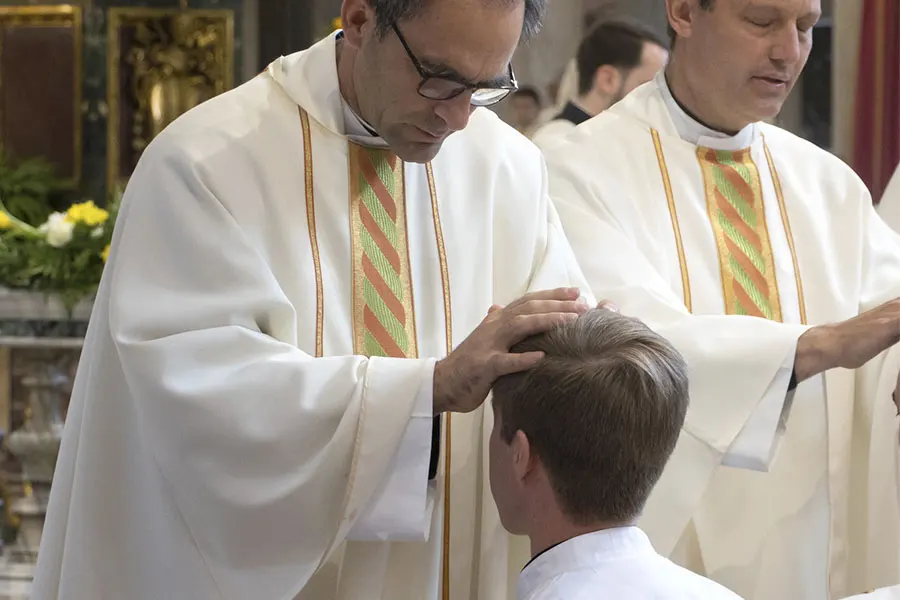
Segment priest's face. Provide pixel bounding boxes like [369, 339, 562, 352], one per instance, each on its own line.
[342, 0, 523, 162]
[670, 0, 820, 130]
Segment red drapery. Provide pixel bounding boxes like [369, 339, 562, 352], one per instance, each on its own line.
[852, 0, 900, 203]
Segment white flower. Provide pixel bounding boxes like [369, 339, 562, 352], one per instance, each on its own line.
[91, 226, 103, 238]
[40, 212, 74, 248]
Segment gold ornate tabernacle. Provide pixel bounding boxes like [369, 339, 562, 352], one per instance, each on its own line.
[106, 7, 234, 192]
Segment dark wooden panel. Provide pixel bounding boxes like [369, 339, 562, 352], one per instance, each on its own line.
[258, 0, 312, 71]
[0, 7, 81, 184]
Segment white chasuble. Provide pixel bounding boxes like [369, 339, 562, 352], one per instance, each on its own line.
[548, 72, 900, 600]
[879, 165, 900, 233]
[32, 33, 589, 600]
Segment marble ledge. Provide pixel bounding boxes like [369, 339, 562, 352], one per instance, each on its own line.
[0, 579, 29, 600]
[0, 562, 32, 600]
[0, 289, 93, 342]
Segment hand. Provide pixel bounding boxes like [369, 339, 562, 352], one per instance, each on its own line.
[488, 299, 617, 314]
[434, 287, 588, 414]
[795, 298, 900, 382]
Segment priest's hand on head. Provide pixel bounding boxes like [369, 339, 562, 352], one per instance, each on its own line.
[794, 298, 900, 383]
[487, 298, 616, 315]
[434, 287, 589, 414]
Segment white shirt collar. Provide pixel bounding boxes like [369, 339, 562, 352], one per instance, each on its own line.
[655, 70, 759, 151]
[518, 526, 655, 598]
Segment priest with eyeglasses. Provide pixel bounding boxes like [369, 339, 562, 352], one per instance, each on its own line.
[32, 1, 595, 599]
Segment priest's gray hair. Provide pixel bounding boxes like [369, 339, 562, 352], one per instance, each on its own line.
[370, 0, 547, 41]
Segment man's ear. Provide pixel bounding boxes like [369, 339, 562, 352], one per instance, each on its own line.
[510, 430, 536, 483]
[341, 0, 374, 49]
[667, 0, 697, 42]
[593, 65, 623, 98]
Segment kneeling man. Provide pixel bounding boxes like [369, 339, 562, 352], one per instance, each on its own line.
[489, 309, 743, 599]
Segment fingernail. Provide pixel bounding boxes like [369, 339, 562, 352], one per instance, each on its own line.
[568, 287, 580, 296]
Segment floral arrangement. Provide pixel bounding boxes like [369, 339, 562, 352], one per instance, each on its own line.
[0, 148, 59, 227]
[0, 198, 118, 314]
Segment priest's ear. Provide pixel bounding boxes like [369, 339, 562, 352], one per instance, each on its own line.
[666, 0, 706, 42]
[340, 0, 375, 49]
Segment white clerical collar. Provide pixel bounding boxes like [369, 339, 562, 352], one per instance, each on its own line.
[518, 526, 654, 598]
[341, 96, 389, 148]
[655, 70, 758, 150]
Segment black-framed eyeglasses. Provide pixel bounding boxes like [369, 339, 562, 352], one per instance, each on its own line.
[392, 22, 518, 107]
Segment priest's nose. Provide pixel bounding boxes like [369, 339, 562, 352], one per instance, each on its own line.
[434, 93, 475, 132]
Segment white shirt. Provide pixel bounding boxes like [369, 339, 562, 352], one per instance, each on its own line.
[518, 527, 744, 599]
[843, 587, 900, 600]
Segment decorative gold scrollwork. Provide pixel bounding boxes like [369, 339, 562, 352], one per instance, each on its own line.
[107, 8, 234, 191]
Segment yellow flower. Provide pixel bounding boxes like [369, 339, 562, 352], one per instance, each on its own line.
[332, 16, 342, 30]
[65, 200, 109, 227]
[0, 212, 10, 230]
[101, 244, 110, 263]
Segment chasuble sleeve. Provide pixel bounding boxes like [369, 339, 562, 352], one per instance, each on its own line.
[722, 361, 796, 471]
[854, 199, 900, 583]
[346, 381, 436, 541]
[106, 144, 434, 597]
[877, 166, 900, 234]
[859, 196, 900, 312]
[857, 193, 900, 422]
[548, 152, 806, 553]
